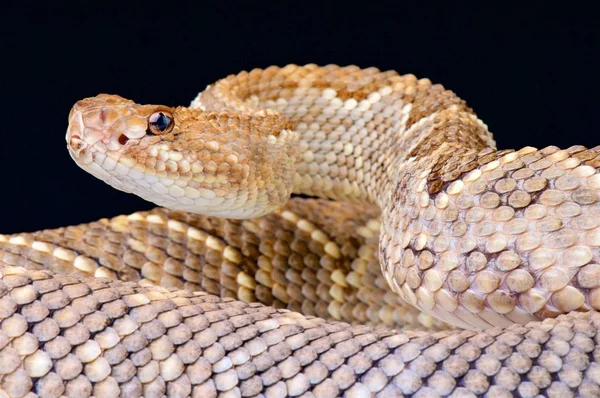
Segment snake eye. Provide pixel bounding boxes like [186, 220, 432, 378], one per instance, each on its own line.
[147, 111, 174, 135]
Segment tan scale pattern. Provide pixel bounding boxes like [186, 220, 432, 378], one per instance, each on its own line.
[381, 144, 600, 329]
[0, 200, 440, 332]
[1, 64, 600, 395]
[0, 265, 600, 397]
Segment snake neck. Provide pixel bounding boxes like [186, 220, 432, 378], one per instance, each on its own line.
[292, 106, 495, 213]
[195, 65, 495, 211]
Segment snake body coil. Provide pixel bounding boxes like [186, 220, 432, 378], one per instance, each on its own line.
[2, 64, 600, 397]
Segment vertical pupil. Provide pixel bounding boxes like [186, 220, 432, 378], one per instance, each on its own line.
[154, 113, 170, 130]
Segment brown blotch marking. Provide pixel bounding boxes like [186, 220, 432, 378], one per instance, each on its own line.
[409, 118, 490, 164]
[406, 84, 472, 128]
[425, 148, 509, 195]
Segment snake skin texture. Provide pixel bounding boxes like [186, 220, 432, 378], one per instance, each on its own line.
[2, 64, 600, 397]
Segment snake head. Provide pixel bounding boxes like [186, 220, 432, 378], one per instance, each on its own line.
[66, 94, 298, 218]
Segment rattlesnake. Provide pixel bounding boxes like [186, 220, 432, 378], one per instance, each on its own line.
[1, 64, 600, 397]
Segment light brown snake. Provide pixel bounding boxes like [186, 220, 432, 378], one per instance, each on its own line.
[1, 64, 600, 397]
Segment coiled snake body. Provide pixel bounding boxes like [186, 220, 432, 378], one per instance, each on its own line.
[2, 64, 600, 397]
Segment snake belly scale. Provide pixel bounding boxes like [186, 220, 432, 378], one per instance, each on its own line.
[1, 64, 600, 397]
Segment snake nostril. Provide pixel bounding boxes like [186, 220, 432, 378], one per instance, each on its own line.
[68, 135, 86, 154]
[118, 134, 129, 145]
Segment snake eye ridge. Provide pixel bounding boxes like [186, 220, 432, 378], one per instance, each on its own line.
[148, 111, 174, 135]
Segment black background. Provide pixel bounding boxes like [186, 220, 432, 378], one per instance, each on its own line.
[1, 2, 598, 233]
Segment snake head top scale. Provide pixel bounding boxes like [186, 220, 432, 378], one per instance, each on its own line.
[66, 93, 298, 218]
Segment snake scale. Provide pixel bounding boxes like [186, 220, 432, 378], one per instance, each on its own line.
[2, 64, 600, 397]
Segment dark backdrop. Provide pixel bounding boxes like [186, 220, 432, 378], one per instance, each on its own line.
[2, 2, 598, 233]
